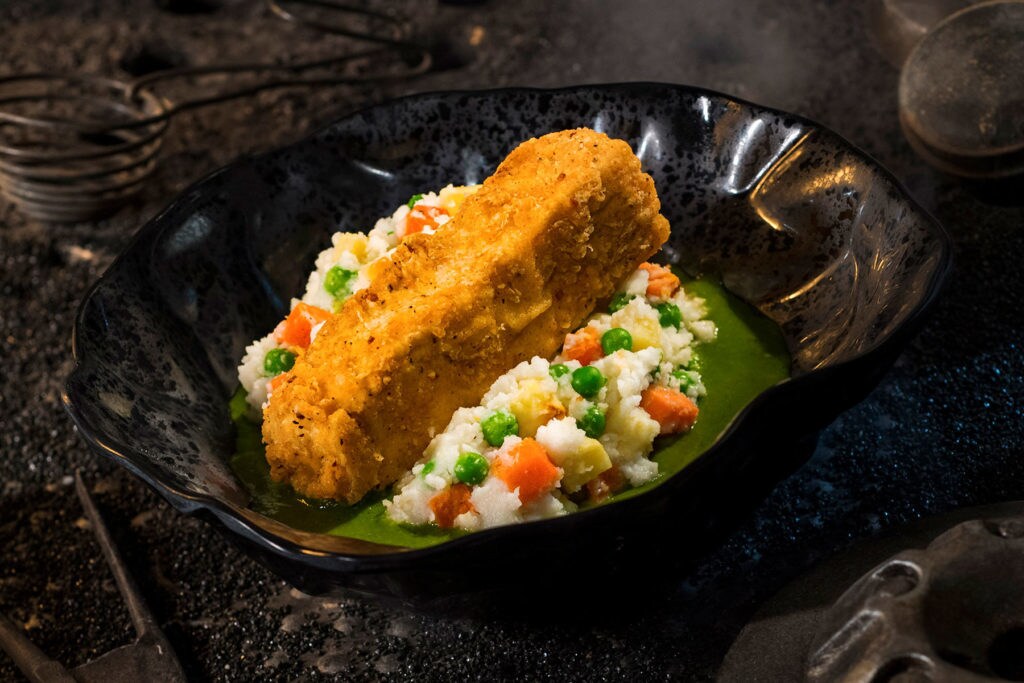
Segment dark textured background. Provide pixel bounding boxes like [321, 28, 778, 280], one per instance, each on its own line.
[2, 1, 1022, 681]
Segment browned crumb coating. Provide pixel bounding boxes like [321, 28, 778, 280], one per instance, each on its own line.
[262, 128, 670, 503]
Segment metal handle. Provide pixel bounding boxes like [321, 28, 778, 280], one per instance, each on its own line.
[0, 613, 77, 683]
[125, 47, 430, 128]
[267, 0, 412, 45]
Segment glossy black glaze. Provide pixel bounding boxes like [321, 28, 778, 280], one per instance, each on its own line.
[64, 84, 951, 606]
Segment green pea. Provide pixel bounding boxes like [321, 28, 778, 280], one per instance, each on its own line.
[421, 460, 436, 476]
[601, 327, 633, 354]
[672, 368, 697, 392]
[263, 348, 296, 375]
[481, 410, 519, 447]
[656, 302, 682, 329]
[571, 366, 606, 398]
[324, 266, 357, 298]
[608, 292, 635, 313]
[406, 193, 424, 209]
[454, 452, 489, 485]
[576, 405, 606, 438]
[686, 353, 702, 373]
[549, 363, 570, 380]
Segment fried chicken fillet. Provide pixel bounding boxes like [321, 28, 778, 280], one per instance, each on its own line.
[263, 128, 671, 503]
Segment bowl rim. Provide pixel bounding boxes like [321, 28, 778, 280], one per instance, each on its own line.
[63, 81, 954, 570]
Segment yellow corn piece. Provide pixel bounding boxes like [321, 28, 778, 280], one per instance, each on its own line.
[629, 316, 662, 350]
[333, 233, 368, 263]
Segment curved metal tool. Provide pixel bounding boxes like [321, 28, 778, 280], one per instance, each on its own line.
[0, 471, 186, 683]
[718, 501, 1024, 682]
[806, 516, 1024, 682]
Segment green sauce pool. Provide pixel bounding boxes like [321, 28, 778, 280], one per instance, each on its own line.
[228, 276, 791, 549]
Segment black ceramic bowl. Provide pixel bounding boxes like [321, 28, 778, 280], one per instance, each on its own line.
[64, 84, 950, 609]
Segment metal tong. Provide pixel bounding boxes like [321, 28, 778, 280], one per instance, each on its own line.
[0, 472, 186, 683]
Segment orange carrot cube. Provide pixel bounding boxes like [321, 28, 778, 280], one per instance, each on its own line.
[562, 327, 603, 365]
[274, 302, 331, 350]
[639, 262, 681, 299]
[640, 386, 699, 435]
[492, 438, 561, 504]
[404, 204, 449, 237]
[429, 483, 475, 528]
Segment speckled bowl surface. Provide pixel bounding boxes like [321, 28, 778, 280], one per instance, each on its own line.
[64, 84, 951, 607]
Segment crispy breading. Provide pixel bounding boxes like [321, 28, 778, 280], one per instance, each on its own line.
[262, 128, 671, 503]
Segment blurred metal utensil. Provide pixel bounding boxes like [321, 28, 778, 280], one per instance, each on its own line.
[869, 0, 1024, 178]
[0, 471, 186, 683]
[0, 0, 432, 223]
[898, 0, 1024, 178]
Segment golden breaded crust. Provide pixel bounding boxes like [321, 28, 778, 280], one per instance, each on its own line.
[262, 128, 670, 503]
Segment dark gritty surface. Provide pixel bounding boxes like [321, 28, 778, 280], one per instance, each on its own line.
[1, 1, 1022, 681]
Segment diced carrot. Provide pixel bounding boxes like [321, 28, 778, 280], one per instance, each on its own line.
[562, 327, 603, 365]
[429, 483, 475, 528]
[404, 204, 449, 237]
[585, 465, 626, 503]
[639, 262, 681, 299]
[640, 386, 699, 435]
[274, 302, 331, 350]
[492, 438, 561, 504]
